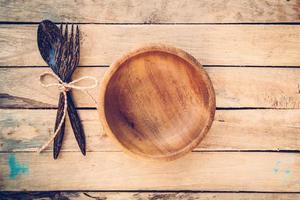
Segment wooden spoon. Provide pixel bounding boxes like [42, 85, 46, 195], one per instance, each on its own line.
[37, 20, 67, 159]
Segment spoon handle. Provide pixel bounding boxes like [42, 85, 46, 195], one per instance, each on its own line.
[53, 93, 66, 159]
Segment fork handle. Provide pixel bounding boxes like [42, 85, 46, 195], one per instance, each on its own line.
[67, 91, 86, 156]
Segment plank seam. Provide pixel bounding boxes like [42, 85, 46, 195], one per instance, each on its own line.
[2, 21, 300, 25]
[2, 107, 300, 110]
[3, 65, 300, 68]
[0, 150, 299, 153]
[1, 190, 300, 193]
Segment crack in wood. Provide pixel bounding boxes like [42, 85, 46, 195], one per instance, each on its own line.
[0, 93, 54, 108]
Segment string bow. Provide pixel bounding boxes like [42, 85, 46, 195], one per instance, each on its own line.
[37, 72, 98, 153]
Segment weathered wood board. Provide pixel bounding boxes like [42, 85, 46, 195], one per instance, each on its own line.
[2, 67, 300, 109]
[2, 25, 300, 66]
[1, 109, 300, 152]
[1, 0, 300, 197]
[0, 0, 300, 23]
[1, 191, 300, 200]
[1, 152, 300, 191]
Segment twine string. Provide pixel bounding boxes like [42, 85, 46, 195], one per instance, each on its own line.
[37, 72, 98, 153]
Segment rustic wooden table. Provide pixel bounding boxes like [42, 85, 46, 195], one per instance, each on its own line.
[1, 0, 300, 199]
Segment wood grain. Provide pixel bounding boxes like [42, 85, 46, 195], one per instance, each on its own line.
[0, 0, 299, 23]
[2, 67, 300, 109]
[1, 109, 300, 152]
[2, 25, 300, 66]
[2, 0, 300, 196]
[1, 152, 300, 191]
[1, 191, 300, 200]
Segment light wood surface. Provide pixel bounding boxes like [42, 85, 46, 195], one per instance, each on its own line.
[2, 25, 300, 66]
[1, 109, 300, 152]
[1, 152, 300, 191]
[1, 192, 300, 200]
[0, 0, 299, 23]
[99, 45, 215, 160]
[1, 0, 300, 198]
[2, 67, 300, 109]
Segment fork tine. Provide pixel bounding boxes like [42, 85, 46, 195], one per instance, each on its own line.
[75, 25, 80, 67]
[66, 24, 74, 78]
[70, 24, 74, 53]
[60, 23, 69, 80]
[56, 23, 64, 76]
[64, 23, 68, 42]
[60, 23, 63, 36]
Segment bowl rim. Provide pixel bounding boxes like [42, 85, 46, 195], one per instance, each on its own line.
[98, 43, 216, 161]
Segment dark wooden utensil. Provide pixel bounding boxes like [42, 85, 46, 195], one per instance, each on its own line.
[37, 20, 85, 159]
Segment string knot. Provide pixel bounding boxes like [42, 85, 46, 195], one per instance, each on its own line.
[58, 83, 71, 92]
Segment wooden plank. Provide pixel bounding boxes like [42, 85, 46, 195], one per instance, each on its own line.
[0, 0, 299, 23]
[60, 193, 300, 200]
[1, 152, 300, 191]
[1, 192, 300, 200]
[2, 67, 300, 109]
[1, 109, 300, 152]
[1, 25, 300, 66]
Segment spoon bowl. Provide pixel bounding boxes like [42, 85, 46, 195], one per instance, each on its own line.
[37, 20, 62, 74]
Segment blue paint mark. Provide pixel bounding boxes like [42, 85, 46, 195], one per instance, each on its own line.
[8, 154, 28, 179]
[273, 168, 279, 174]
[276, 160, 281, 165]
[284, 169, 291, 178]
[273, 160, 281, 174]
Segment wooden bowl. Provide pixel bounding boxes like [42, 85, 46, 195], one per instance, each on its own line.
[98, 44, 215, 161]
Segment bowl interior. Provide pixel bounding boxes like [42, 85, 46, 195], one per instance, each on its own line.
[103, 50, 214, 159]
